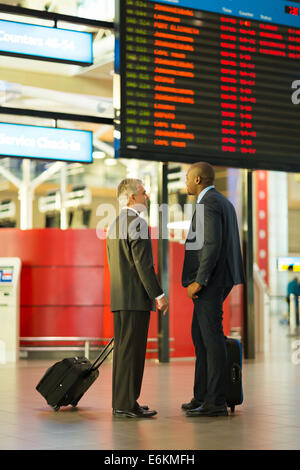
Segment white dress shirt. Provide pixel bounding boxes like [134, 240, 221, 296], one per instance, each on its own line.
[196, 185, 215, 204]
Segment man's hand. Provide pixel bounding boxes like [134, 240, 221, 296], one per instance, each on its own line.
[157, 295, 169, 315]
[187, 282, 203, 299]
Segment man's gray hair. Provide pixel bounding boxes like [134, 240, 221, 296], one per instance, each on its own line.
[117, 178, 143, 207]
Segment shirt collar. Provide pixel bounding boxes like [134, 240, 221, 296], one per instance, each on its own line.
[197, 185, 215, 204]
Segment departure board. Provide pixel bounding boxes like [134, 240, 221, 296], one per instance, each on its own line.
[114, 0, 300, 171]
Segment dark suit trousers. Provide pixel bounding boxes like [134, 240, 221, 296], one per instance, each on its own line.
[191, 285, 233, 406]
[112, 310, 150, 411]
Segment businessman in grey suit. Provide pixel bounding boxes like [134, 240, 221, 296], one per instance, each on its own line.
[181, 162, 245, 417]
[107, 178, 168, 418]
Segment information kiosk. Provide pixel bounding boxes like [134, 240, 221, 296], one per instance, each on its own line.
[0, 258, 21, 363]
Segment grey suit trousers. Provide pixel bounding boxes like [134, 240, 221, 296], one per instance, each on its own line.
[112, 310, 150, 411]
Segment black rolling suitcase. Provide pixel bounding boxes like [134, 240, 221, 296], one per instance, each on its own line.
[36, 338, 114, 411]
[225, 337, 243, 412]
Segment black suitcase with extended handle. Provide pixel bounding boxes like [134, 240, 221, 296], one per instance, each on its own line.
[225, 336, 243, 412]
[36, 338, 114, 411]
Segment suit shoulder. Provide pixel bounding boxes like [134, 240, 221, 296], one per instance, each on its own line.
[202, 190, 223, 212]
[205, 190, 234, 209]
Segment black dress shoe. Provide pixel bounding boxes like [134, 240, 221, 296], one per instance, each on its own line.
[113, 408, 157, 418]
[181, 398, 203, 410]
[136, 402, 149, 411]
[112, 403, 149, 414]
[186, 402, 228, 417]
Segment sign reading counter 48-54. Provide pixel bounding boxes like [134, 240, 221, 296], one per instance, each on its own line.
[0, 19, 93, 65]
[114, 0, 300, 171]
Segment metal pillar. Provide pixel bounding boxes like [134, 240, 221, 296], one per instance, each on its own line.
[157, 162, 169, 363]
[19, 159, 33, 230]
[60, 163, 68, 230]
[242, 169, 255, 359]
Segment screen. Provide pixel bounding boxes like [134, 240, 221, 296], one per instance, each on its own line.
[0, 267, 13, 283]
[0, 19, 93, 65]
[277, 257, 300, 272]
[0, 122, 93, 163]
[285, 6, 300, 17]
[115, 0, 300, 171]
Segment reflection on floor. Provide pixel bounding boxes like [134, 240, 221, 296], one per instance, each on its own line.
[0, 314, 300, 450]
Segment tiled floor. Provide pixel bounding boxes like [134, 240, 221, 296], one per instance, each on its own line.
[0, 314, 300, 450]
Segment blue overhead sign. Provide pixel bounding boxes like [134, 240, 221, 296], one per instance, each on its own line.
[0, 123, 93, 163]
[148, 0, 300, 28]
[0, 19, 93, 65]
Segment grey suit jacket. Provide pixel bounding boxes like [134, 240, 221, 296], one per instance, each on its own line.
[107, 208, 163, 312]
[182, 188, 245, 288]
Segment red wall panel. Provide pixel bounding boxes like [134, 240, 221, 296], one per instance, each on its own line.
[21, 266, 104, 306]
[0, 228, 103, 266]
[0, 229, 105, 342]
[20, 306, 104, 337]
[229, 284, 244, 333]
[169, 242, 194, 357]
[255, 171, 269, 286]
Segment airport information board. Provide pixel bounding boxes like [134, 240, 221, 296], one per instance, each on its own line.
[115, 0, 300, 171]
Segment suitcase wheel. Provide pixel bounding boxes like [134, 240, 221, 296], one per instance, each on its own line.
[71, 393, 84, 408]
[52, 405, 60, 412]
[230, 405, 235, 413]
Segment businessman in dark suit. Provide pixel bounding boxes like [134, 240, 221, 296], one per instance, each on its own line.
[181, 162, 245, 417]
[107, 178, 168, 418]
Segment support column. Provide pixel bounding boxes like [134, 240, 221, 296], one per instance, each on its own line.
[157, 162, 169, 363]
[60, 163, 68, 230]
[242, 169, 255, 359]
[19, 159, 33, 230]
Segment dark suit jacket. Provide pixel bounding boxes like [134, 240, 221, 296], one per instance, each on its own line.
[107, 208, 163, 312]
[182, 188, 245, 288]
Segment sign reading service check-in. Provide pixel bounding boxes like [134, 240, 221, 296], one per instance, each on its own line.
[0, 19, 93, 65]
[0, 123, 93, 163]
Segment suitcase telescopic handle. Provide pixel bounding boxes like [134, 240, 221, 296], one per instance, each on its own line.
[90, 338, 114, 371]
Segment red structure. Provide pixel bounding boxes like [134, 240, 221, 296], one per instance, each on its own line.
[255, 170, 269, 286]
[0, 229, 242, 358]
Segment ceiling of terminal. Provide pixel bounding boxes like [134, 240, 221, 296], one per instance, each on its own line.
[0, 0, 114, 21]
